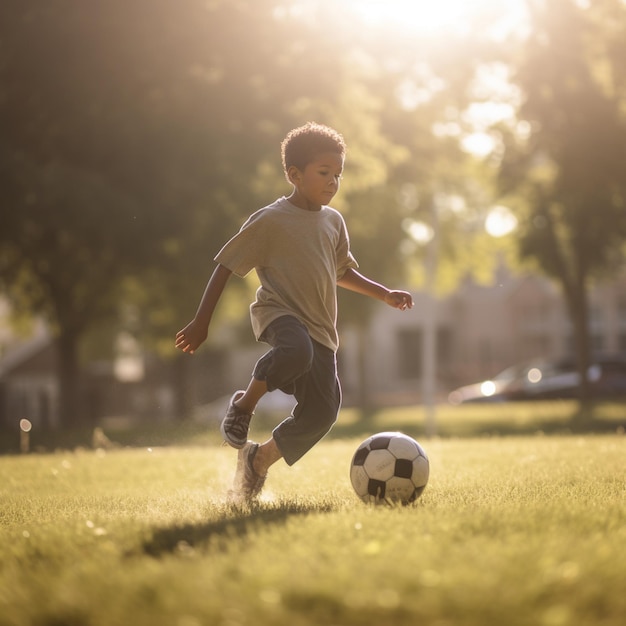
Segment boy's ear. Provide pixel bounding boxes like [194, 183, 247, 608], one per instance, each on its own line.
[287, 165, 301, 184]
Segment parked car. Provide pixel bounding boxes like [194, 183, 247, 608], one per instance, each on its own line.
[447, 356, 626, 404]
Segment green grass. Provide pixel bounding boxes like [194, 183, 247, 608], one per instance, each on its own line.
[4, 399, 625, 454]
[1, 405, 625, 625]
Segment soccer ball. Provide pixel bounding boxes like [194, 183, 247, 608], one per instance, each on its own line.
[350, 432, 429, 505]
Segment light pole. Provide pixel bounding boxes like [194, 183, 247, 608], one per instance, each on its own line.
[422, 200, 438, 438]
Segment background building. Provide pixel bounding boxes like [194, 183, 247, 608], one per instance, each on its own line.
[340, 267, 626, 406]
[2, 268, 626, 430]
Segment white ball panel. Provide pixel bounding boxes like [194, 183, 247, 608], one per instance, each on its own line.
[384, 475, 416, 503]
[350, 464, 370, 497]
[362, 449, 396, 481]
[411, 455, 430, 487]
[387, 434, 420, 460]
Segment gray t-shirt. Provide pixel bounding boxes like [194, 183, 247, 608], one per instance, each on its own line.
[214, 196, 358, 351]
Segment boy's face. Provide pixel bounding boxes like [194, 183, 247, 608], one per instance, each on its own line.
[287, 151, 344, 210]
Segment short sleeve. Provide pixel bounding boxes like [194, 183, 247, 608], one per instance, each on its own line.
[214, 211, 267, 277]
[335, 215, 359, 279]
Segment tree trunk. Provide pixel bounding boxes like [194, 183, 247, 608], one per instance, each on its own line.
[56, 330, 82, 428]
[562, 274, 593, 409]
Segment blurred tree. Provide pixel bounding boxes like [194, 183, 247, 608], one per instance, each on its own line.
[0, 0, 405, 421]
[498, 0, 626, 406]
[287, 13, 518, 409]
[0, 0, 540, 425]
[0, 153, 151, 425]
[0, 0, 283, 423]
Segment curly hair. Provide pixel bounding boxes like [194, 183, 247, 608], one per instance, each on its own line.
[281, 122, 346, 174]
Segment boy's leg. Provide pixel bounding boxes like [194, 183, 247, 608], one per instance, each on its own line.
[254, 437, 282, 474]
[229, 441, 268, 502]
[272, 340, 341, 466]
[253, 316, 315, 394]
[228, 436, 283, 503]
[234, 378, 268, 414]
[220, 388, 258, 449]
[222, 315, 313, 450]
[227, 317, 319, 500]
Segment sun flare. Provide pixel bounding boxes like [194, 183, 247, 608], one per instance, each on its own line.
[350, 0, 470, 32]
[341, 0, 526, 39]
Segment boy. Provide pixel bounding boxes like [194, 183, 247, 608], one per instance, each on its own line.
[175, 122, 413, 502]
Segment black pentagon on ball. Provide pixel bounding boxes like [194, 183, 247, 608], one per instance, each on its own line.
[369, 436, 392, 450]
[352, 446, 369, 466]
[394, 458, 414, 479]
[367, 479, 386, 499]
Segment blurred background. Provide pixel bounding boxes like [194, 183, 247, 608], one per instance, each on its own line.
[1, 0, 626, 439]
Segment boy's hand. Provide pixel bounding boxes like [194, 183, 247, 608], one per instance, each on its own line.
[384, 290, 413, 311]
[175, 319, 208, 354]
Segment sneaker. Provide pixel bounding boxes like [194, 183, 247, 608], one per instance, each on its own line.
[220, 390, 252, 449]
[229, 441, 267, 503]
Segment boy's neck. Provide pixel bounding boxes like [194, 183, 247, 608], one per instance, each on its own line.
[285, 191, 322, 212]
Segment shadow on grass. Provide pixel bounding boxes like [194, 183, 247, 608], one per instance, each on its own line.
[139, 499, 334, 559]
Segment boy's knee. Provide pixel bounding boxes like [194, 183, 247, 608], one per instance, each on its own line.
[281, 336, 314, 376]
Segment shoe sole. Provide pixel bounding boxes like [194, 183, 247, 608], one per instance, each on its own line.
[243, 444, 266, 499]
[220, 421, 246, 449]
[220, 390, 247, 449]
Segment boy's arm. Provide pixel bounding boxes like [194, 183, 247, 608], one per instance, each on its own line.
[337, 268, 413, 311]
[175, 264, 233, 353]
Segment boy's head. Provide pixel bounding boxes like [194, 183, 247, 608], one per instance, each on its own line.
[281, 122, 346, 179]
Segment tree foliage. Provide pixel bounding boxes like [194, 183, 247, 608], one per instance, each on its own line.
[6, 0, 619, 422]
[498, 0, 626, 403]
[1, 0, 421, 422]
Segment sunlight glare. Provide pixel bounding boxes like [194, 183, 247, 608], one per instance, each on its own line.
[461, 133, 496, 158]
[342, 0, 527, 37]
[480, 380, 497, 397]
[485, 205, 518, 238]
[348, 0, 473, 34]
[403, 218, 434, 245]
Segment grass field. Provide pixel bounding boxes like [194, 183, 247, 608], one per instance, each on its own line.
[1, 403, 625, 626]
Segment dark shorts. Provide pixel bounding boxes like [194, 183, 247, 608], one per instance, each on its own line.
[253, 316, 341, 465]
